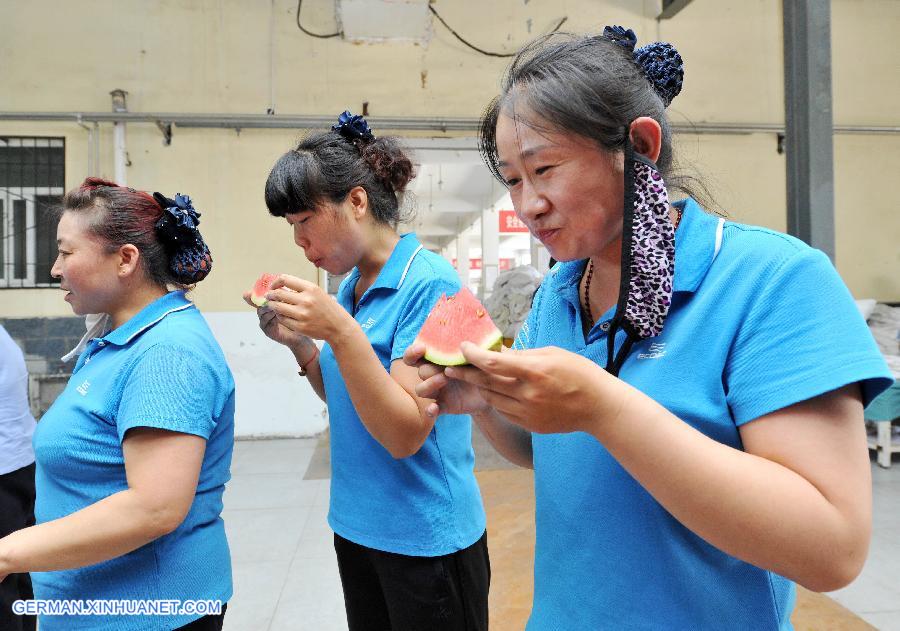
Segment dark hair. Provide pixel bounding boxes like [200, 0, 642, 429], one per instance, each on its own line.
[479, 31, 714, 208]
[61, 177, 205, 288]
[264, 132, 416, 226]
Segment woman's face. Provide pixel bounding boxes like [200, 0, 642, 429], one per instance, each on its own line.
[285, 199, 365, 275]
[495, 112, 625, 262]
[51, 211, 123, 316]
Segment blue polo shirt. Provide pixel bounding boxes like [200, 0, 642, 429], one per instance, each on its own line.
[32, 291, 235, 631]
[515, 199, 893, 630]
[321, 233, 486, 556]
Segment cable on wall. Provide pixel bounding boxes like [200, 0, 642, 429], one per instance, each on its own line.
[296, 0, 341, 39]
[429, 5, 567, 58]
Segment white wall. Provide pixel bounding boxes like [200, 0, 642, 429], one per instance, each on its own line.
[202, 312, 326, 438]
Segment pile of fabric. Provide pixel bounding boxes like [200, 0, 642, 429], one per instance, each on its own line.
[484, 265, 544, 340]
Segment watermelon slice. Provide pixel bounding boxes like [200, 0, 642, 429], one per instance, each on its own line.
[250, 273, 278, 307]
[416, 288, 503, 366]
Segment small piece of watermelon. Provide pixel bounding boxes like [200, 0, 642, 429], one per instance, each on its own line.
[250, 273, 278, 307]
[415, 288, 503, 366]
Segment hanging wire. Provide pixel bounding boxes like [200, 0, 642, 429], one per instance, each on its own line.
[429, 6, 567, 58]
[296, 0, 341, 39]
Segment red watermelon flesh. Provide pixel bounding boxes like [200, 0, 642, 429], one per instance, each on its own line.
[250, 273, 278, 307]
[416, 288, 503, 366]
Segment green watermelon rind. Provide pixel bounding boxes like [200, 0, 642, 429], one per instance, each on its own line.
[420, 327, 504, 366]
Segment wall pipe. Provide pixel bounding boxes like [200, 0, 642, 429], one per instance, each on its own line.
[0, 112, 897, 136]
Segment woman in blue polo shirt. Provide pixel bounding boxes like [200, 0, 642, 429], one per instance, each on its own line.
[407, 27, 893, 630]
[0, 178, 234, 631]
[247, 112, 489, 630]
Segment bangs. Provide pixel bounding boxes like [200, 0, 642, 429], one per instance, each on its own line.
[264, 150, 321, 217]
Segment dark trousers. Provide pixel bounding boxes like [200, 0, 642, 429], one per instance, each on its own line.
[334, 531, 490, 631]
[0, 462, 36, 631]
[174, 604, 227, 630]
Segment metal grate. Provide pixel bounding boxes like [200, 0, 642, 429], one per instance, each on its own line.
[0, 137, 66, 287]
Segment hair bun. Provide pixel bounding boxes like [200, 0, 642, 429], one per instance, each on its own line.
[361, 138, 415, 194]
[152, 192, 213, 284]
[634, 42, 683, 107]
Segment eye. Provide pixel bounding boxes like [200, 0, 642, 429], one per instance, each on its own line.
[299, 217, 310, 224]
[502, 176, 520, 188]
[535, 165, 553, 175]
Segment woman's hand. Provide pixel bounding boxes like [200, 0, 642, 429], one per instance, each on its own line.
[439, 342, 630, 434]
[403, 342, 491, 418]
[243, 290, 310, 351]
[261, 274, 356, 344]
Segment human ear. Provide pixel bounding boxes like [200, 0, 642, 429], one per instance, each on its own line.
[629, 117, 663, 163]
[117, 244, 141, 277]
[347, 186, 369, 220]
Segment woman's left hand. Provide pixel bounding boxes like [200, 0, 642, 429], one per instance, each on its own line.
[264, 274, 355, 343]
[444, 342, 630, 434]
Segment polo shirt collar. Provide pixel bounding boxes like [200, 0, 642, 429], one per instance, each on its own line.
[549, 197, 722, 297]
[102, 290, 194, 347]
[346, 233, 424, 293]
[671, 197, 722, 293]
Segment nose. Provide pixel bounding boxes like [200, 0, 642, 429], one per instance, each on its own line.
[293, 225, 308, 249]
[50, 254, 62, 279]
[516, 178, 549, 223]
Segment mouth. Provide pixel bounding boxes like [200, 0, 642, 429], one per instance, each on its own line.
[534, 228, 560, 243]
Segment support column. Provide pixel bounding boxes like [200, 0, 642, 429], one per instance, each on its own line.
[530, 235, 550, 275]
[455, 228, 471, 290]
[783, 0, 835, 260]
[481, 206, 500, 300]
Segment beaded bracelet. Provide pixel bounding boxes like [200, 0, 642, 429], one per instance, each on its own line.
[297, 346, 320, 377]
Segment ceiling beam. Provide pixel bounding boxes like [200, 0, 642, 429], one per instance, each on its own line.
[658, 0, 694, 20]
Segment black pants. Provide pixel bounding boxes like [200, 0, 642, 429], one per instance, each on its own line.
[334, 531, 490, 631]
[174, 604, 227, 630]
[0, 462, 36, 631]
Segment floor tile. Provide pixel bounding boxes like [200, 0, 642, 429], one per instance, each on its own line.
[223, 506, 310, 563]
[222, 559, 292, 631]
[225, 472, 319, 510]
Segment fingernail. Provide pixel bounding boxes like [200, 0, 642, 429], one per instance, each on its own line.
[445, 367, 456, 378]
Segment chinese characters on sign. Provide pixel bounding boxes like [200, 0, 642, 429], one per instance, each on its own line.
[499, 210, 529, 233]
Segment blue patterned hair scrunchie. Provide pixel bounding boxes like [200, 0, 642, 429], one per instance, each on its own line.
[332, 110, 375, 143]
[153, 192, 213, 284]
[602, 25, 684, 108]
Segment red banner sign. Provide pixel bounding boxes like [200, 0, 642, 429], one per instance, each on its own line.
[452, 258, 514, 271]
[499, 210, 529, 233]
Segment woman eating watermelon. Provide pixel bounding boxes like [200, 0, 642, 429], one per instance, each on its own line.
[405, 26, 893, 630]
[246, 112, 489, 631]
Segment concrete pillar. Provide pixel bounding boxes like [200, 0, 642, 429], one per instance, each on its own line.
[783, 0, 834, 260]
[455, 229, 471, 290]
[481, 206, 500, 300]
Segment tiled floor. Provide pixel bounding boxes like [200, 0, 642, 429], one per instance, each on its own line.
[222, 437, 900, 631]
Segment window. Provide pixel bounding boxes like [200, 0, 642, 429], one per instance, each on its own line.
[0, 137, 65, 287]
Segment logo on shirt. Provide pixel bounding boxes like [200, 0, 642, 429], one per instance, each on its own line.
[76, 380, 91, 396]
[637, 342, 667, 360]
[361, 318, 377, 330]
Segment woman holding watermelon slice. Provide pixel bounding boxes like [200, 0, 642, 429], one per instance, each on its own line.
[249, 112, 489, 631]
[0, 179, 235, 630]
[406, 26, 892, 630]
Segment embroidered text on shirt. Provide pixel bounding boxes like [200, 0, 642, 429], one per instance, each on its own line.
[637, 342, 667, 360]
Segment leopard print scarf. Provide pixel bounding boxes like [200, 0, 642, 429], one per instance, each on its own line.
[605, 136, 676, 376]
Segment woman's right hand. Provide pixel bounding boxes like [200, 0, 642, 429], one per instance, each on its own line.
[403, 342, 490, 418]
[242, 291, 314, 356]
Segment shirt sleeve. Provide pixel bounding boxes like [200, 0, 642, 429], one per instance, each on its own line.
[391, 275, 461, 362]
[725, 247, 893, 425]
[116, 344, 224, 442]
